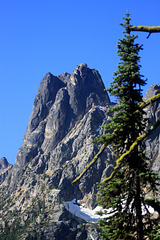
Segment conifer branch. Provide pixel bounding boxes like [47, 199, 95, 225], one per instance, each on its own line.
[103, 133, 146, 182]
[130, 26, 160, 38]
[72, 116, 160, 185]
[72, 144, 106, 185]
[140, 93, 160, 109]
[103, 117, 160, 183]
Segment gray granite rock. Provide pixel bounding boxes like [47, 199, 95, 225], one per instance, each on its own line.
[144, 84, 160, 173]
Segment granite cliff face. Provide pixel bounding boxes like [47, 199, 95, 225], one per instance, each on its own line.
[0, 65, 159, 240]
[144, 84, 160, 173]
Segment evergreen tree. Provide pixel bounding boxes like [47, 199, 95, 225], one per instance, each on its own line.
[95, 12, 160, 240]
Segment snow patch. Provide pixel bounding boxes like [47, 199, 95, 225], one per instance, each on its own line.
[63, 199, 107, 222]
[63, 199, 158, 223]
[96, 105, 106, 110]
[142, 205, 158, 215]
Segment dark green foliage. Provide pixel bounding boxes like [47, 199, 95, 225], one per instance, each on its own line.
[97, 12, 160, 240]
[0, 197, 47, 240]
[0, 219, 21, 240]
[0, 214, 46, 240]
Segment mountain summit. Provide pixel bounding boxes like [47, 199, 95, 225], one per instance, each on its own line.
[5, 64, 110, 194]
[0, 65, 159, 240]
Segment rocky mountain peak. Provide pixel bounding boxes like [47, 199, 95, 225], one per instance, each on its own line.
[0, 157, 9, 170]
[0, 157, 12, 184]
[144, 84, 160, 101]
[4, 64, 110, 192]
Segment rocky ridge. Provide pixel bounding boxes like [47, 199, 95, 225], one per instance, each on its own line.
[0, 64, 159, 239]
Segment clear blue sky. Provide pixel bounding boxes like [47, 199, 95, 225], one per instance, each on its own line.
[0, 0, 160, 165]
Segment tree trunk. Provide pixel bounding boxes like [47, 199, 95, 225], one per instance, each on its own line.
[135, 173, 143, 240]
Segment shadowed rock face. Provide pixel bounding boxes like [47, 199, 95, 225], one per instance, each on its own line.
[0, 65, 159, 240]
